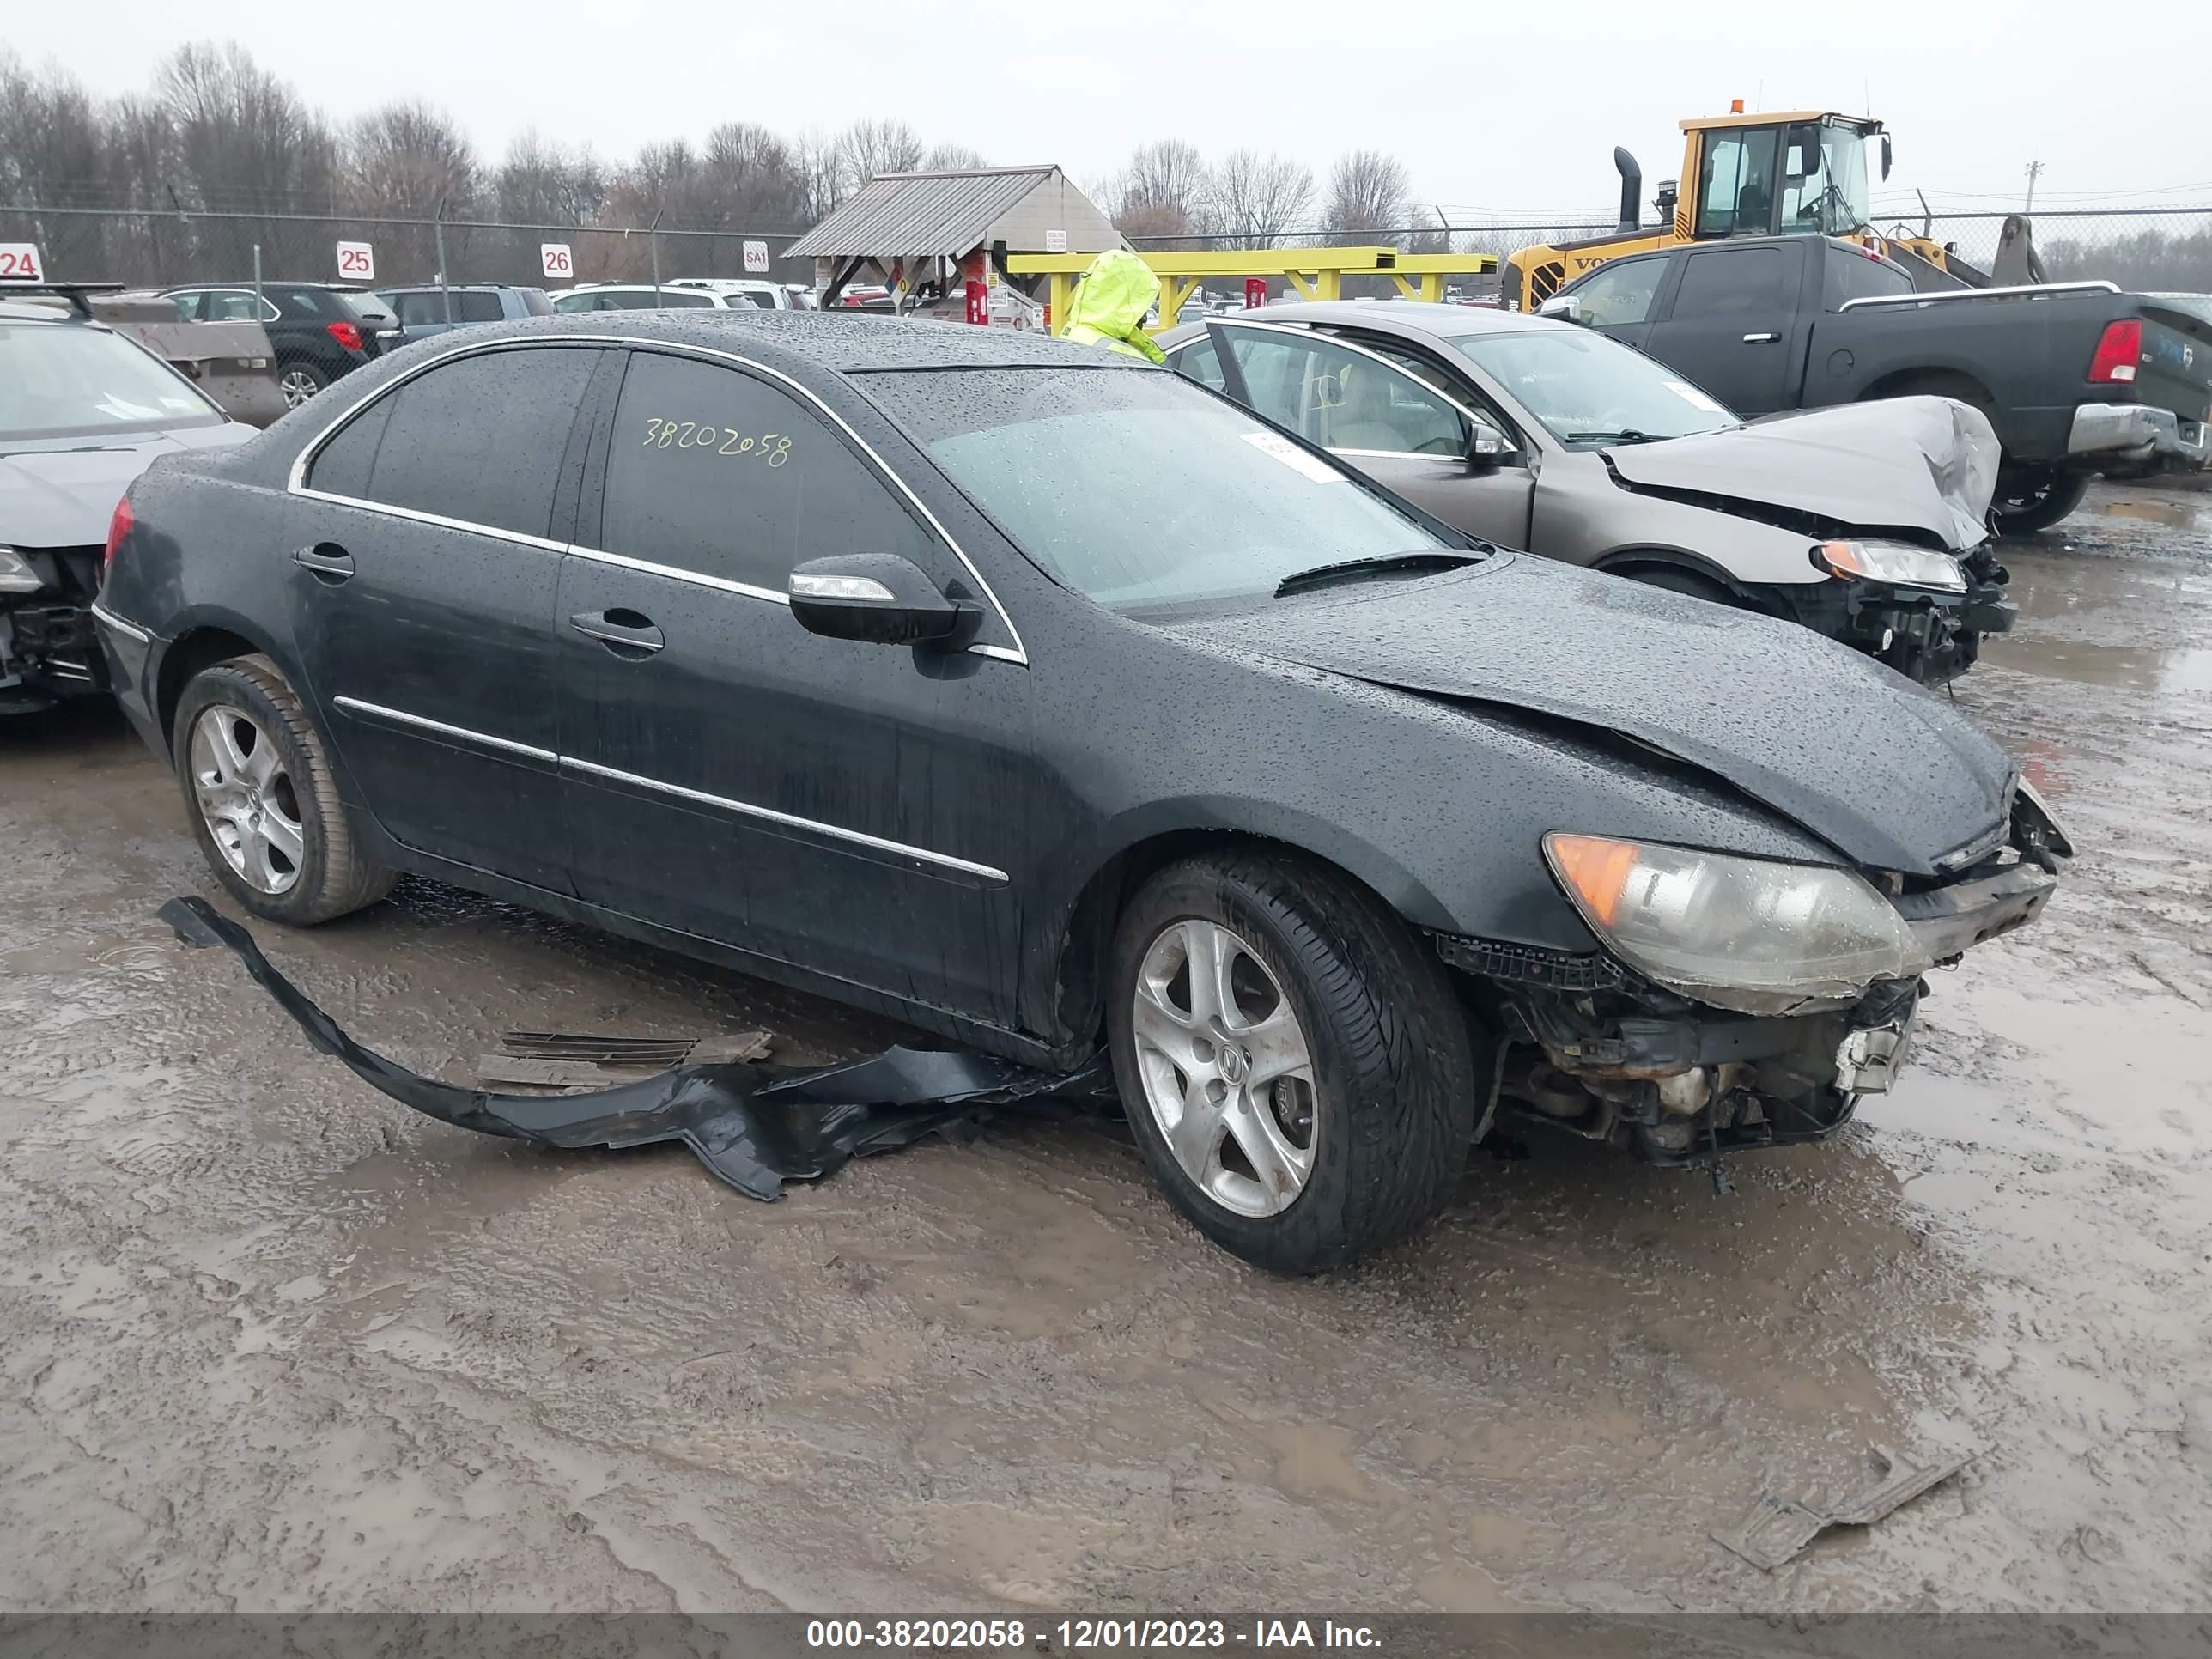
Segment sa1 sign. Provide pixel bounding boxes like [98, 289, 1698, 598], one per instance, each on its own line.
[336, 240, 375, 281]
[541, 243, 574, 280]
[0, 242, 46, 283]
[742, 240, 769, 275]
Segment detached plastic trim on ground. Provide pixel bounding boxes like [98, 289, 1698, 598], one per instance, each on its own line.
[158, 895, 1109, 1199]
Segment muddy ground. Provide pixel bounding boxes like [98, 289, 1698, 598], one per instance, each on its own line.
[3, 483, 2209, 1617]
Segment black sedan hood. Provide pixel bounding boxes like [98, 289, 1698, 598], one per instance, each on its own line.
[1, 423, 248, 547]
[1180, 555, 2014, 875]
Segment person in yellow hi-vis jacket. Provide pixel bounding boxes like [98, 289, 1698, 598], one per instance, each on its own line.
[1061, 248, 1166, 363]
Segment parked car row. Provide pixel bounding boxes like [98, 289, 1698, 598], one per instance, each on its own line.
[79, 307, 2072, 1273]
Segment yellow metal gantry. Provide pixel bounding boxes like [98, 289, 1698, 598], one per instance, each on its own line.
[1007, 246, 1502, 334]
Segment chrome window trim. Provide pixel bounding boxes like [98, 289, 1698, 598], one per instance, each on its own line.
[283, 331, 1028, 664]
[332, 695, 557, 763]
[89, 602, 151, 643]
[562, 755, 1009, 883]
[566, 544, 788, 605]
[296, 489, 571, 554]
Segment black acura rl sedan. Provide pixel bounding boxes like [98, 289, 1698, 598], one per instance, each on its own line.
[94, 312, 2067, 1272]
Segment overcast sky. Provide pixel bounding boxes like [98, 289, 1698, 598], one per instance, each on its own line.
[9, 0, 2209, 223]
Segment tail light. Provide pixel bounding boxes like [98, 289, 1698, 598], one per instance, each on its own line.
[2087, 319, 2141, 384]
[104, 495, 135, 571]
[326, 319, 365, 353]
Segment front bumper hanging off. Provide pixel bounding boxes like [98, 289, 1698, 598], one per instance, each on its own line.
[1437, 855, 2057, 1166]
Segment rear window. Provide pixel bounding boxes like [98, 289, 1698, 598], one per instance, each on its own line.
[393, 289, 504, 325]
[1824, 247, 1916, 309]
[0, 322, 224, 440]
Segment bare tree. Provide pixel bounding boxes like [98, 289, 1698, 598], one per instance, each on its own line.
[493, 132, 605, 226]
[836, 118, 923, 194]
[919, 142, 988, 172]
[1112, 139, 1214, 240]
[1212, 149, 1313, 247]
[701, 121, 808, 223]
[348, 101, 477, 217]
[156, 42, 337, 214]
[1324, 148, 1410, 240]
[0, 53, 106, 208]
[793, 126, 846, 221]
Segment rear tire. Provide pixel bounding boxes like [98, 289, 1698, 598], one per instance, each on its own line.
[1107, 852, 1478, 1273]
[1991, 467, 2092, 537]
[172, 654, 392, 926]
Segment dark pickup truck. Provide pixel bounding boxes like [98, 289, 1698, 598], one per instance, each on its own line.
[1545, 235, 2212, 532]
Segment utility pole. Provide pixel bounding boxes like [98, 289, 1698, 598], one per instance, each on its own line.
[2024, 161, 2044, 212]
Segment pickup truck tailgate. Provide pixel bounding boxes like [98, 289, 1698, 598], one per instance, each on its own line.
[2139, 296, 2212, 428]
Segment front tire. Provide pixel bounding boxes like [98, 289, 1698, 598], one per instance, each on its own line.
[172, 654, 392, 925]
[1108, 853, 1478, 1273]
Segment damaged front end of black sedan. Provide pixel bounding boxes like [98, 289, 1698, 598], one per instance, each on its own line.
[1432, 783, 2069, 1169]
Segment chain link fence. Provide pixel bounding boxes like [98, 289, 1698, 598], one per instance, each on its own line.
[7, 201, 2209, 299]
[0, 204, 812, 292]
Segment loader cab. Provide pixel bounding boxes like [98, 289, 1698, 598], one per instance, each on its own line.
[1680, 112, 1887, 241]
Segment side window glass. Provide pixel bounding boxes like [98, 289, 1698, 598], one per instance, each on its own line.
[1173, 335, 1227, 391]
[167, 291, 205, 320]
[305, 395, 394, 499]
[1671, 247, 1790, 319]
[1221, 331, 1465, 456]
[354, 347, 598, 538]
[599, 350, 939, 593]
[204, 290, 263, 322]
[1569, 259, 1664, 325]
[1695, 131, 1779, 237]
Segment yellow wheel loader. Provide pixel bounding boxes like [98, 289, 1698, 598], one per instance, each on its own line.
[1505, 107, 1990, 311]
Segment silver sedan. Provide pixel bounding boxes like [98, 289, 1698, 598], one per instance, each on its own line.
[1158, 300, 2014, 683]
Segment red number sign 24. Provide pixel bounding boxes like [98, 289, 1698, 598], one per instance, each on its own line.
[0, 246, 45, 281]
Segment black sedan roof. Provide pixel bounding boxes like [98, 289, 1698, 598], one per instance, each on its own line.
[413, 308, 1141, 377]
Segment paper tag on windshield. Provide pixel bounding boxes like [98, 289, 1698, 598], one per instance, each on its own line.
[1243, 430, 1345, 483]
[1662, 380, 1729, 413]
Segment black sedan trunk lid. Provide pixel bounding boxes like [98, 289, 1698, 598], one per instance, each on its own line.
[1182, 555, 2014, 876]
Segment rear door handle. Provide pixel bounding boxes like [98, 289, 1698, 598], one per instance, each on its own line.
[568, 608, 665, 656]
[293, 543, 354, 582]
[1741, 331, 1781, 343]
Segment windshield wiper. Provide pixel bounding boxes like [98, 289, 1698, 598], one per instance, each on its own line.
[1273, 551, 1481, 598]
[1562, 428, 1668, 446]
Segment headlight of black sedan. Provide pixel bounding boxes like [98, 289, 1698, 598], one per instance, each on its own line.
[1545, 833, 1933, 1015]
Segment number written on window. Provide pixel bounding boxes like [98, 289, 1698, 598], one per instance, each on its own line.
[640, 418, 791, 464]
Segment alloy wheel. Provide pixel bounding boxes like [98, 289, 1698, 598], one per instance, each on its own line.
[279, 369, 320, 407]
[1130, 918, 1318, 1217]
[190, 707, 305, 895]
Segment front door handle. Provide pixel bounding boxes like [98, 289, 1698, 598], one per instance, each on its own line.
[1741, 331, 1781, 343]
[293, 543, 354, 583]
[568, 608, 665, 657]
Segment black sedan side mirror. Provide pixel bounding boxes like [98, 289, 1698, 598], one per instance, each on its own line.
[787, 554, 971, 647]
[1535, 294, 1583, 325]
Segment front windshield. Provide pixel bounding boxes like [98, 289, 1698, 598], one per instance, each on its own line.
[1780, 123, 1875, 235]
[863, 368, 1461, 612]
[0, 322, 222, 441]
[1453, 330, 1740, 446]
